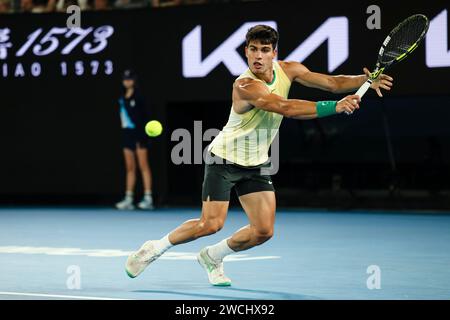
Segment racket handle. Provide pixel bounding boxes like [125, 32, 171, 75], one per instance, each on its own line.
[346, 79, 373, 115]
[355, 79, 372, 99]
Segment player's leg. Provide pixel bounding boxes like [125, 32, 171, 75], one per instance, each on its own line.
[169, 200, 229, 244]
[116, 148, 136, 210]
[197, 170, 275, 286]
[169, 160, 233, 244]
[135, 144, 154, 209]
[228, 190, 275, 250]
[197, 191, 275, 286]
[125, 200, 229, 278]
[125, 161, 233, 278]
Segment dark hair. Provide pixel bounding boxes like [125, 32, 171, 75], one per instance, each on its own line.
[245, 25, 279, 50]
[121, 69, 139, 94]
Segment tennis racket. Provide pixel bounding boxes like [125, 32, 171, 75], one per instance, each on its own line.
[350, 14, 430, 111]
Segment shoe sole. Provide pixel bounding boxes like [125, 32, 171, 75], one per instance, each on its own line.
[125, 242, 162, 279]
[196, 252, 231, 287]
[125, 268, 136, 278]
[212, 282, 231, 287]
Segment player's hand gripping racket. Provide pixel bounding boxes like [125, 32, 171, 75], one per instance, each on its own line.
[347, 14, 429, 114]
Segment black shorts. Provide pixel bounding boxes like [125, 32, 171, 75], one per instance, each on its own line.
[122, 128, 148, 150]
[201, 154, 275, 201]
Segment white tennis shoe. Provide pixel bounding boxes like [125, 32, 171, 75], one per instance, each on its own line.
[197, 247, 231, 286]
[125, 240, 162, 278]
[137, 196, 154, 210]
[115, 197, 134, 210]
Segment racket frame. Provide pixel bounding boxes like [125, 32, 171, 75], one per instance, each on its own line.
[350, 14, 429, 108]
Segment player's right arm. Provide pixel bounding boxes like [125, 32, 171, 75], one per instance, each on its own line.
[233, 78, 360, 119]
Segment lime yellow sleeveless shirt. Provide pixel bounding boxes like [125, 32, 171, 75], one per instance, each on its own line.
[208, 61, 292, 167]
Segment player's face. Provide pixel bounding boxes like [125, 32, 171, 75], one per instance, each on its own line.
[123, 79, 134, 89]
[245, 41, 277, 75]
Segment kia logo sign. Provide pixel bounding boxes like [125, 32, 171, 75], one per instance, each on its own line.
[182, 10, 449, 79]
[426, 10, 450, 68]
[182, 18, 348, 77]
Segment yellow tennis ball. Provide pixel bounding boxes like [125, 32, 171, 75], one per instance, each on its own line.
[145, 120, 163, 137]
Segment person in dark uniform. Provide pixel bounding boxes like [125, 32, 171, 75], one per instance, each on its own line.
[116, 69, 154, 210]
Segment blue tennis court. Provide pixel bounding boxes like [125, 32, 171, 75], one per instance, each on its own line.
[1, 207, 449, 300]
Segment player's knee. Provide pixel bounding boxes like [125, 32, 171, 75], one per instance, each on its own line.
[198, 219, 224, 236]
[138, 161, 149, 172]
[126, 165, 136, 174]
[253, 227, 274, 245]
[204, 219, 224, 235]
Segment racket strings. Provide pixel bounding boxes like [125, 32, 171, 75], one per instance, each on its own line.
[381, 15, 428, 64]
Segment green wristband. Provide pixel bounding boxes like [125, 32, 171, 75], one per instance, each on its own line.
[316, 101, 337, 118]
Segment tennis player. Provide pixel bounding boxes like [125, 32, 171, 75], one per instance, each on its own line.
[126, 25, 393, 285]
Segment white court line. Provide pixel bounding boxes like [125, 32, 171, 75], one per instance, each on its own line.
[0, 291, 132, 300]
[0, 246, 280, 261]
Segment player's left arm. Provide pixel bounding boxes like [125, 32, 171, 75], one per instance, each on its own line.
[280, 61, 393, 97]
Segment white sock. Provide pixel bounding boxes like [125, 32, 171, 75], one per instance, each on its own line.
[207, 238, 235, 261]
[125, 191, 133, 200]
[153, 233, 173, 253]
[143, 191, 152, 201]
